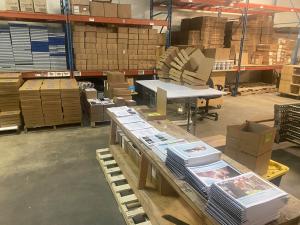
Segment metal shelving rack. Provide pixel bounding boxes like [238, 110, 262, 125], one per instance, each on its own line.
[0, 1, 168, 78]
[151, 0, 300, 96]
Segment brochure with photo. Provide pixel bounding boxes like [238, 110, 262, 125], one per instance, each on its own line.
[187, 160, 241, 187]
[152, 139, 187, 162]
[139, 132, 177, 147]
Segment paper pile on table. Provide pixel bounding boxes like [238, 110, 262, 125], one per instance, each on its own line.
[152, 139, 187, 162]
[166, 141, 221, 178]
[185, 160, 241, 198]
[207, 172, 289, 225]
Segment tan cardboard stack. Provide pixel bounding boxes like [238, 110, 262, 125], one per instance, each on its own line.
[5, 0, 47, 12]
[19, 80, 45, 128]
[157, 47, 180, 80]
[225, 121, 276, 176]
[105, 72, 132, 100]
[71, 0, 131, 18]
[40, 79, 63, 126]
[73, 24, 165, 71]
[60, 79, 82, 124]
[279, 65, 300, 97]
[0, 73, 22, 128]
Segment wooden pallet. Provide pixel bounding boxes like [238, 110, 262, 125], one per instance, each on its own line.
[279, 92, 300, 100]
[24, 122, 83, 133]
[238, 85, 277, 96]
[96, 148, 152, 225]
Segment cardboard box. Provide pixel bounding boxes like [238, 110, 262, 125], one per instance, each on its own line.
[84, 88, 97, 99]
[90, 1, 104, 17]
[5, 0, 20, 11]
[107, 71, 125, 83]
[204, 48, 231, 60]
[226, 122, 275, 157]
[225, 149, 271, 175]
[118, 27, 128, 33]
[33, 0, 47, 13]
[71, 0, 90, 4]
[104, 3, 117, 18]
[117, 4, 131, 19]
[19, 0, 34, 12]
[72, 4, 90, 15]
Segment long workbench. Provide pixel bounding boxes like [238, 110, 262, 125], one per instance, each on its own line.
[107, 108, 300, 225]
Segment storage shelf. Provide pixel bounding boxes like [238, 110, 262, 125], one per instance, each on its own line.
[74, 70, 157, 77]
[0, 11, 66, 22]
[22, 71, 71, 79]
[155, 1, 300, 14]
[69, 15, 168, 27]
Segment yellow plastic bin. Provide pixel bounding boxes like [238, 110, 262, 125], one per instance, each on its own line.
[263, 160, 290, 186]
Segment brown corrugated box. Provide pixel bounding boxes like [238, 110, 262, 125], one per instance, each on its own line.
[104, 3, 117, 18]
[72, 4, 90, 15]
[117, 4, 131, 19]
[204, 48, 231, 60]
[90, 1, 104, 17]
[19, 0, 34, 12]
[33, 0, 47, 13]
[5, 0, 20, 11]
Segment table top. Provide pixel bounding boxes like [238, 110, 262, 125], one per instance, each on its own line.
[108, 109, 300, 225]
[136, 80, 224, 99]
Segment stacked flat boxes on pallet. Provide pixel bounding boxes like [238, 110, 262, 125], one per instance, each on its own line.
[279, 65, 300, 97]
[105, 72, 132, 100]
[40, 79, 63, 126]
[73, 24, 165, 71]
[19, 79, 82, 128]
[19, 79, 45, 128]
[0, 73, 22, 128]
[60, 79, 82, 124]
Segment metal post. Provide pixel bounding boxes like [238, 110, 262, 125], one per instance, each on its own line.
[233, 0, 249, 96]
[291, 28, 300, 64]
[63, 0, 74, 72]
[150, 0, 154, 19]
[166, 0, 172, 48]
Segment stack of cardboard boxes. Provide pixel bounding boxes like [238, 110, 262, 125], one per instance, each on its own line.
[5, 0, 47, 13]
[73, 24, 165, 71]
[225, 122, 276, 176]
[0, 73, 22, 128]
[279, 65, 300, 96]
[41, 79, 64, 126]
[20, 79, 82, 128]
[60, 79, 82, 124]
[71, 0, 131, 18]
[19, 80, 45, 128]
[172, 16, 227, 49]
[105, 72, 132, 100]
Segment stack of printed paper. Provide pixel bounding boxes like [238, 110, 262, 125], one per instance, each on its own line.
[166, 141, 221, 178]
[185, 160, 241, 198]
[207, 172, 289, 225]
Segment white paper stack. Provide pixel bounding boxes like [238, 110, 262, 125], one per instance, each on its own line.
[166, 141, 221, 178]
[152, 139, 187, 162]
[207, 172, 289, 225]
[185, 160, 241, 198]
[9, 23, 33, 71]
[30, 25, 50, 70]
[0, 24, 15, 71]
[107, 106, 137, 117]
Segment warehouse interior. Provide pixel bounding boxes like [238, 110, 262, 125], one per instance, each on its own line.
[0, 1, 300, 225]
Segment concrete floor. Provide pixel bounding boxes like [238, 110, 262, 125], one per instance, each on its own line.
[0, 93, 299, 225]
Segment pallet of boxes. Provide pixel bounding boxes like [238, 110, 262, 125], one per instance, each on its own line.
[82, 87, 115, 127]
[279, 65, 300, 98]
[19, 79, 82, 131]
[0, 73, 22, 131]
